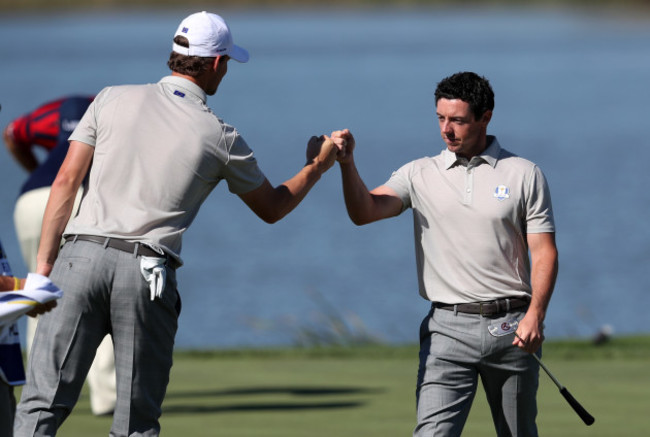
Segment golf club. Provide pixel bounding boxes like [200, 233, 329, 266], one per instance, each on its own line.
[488, 320, 595, 426]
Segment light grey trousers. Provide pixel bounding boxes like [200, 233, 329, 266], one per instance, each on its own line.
[14, 187, 117, 416]
[14, 240, 180, 437]
[414, 305, 539, 437]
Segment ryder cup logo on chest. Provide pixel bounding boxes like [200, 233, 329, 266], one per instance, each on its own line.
[493, 185, 510, 201]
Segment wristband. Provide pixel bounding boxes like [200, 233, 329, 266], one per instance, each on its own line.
[13, 276, 20, 291]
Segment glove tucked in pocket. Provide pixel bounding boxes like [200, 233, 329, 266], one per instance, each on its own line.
[140, 256, 167, 301]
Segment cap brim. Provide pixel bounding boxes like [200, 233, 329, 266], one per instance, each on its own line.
[229, 45, 249, 63]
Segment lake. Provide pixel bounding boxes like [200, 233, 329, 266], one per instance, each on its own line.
[1, 6, 649, 348]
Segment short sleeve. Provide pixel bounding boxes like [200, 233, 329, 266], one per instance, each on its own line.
[525, 165, 555, 233]
[384, 162, 414, 211]
[218, 125, 266, 194]
[68, 88, 109, 147]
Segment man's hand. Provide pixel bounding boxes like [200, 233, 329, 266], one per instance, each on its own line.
[513, 313, 545, 354]
[331, 129, 355, 164]
[35, 261, 54, 277]
[26, 300, 58, 318]
[306, 135, 338, 172]
[3, 124, 38, 172]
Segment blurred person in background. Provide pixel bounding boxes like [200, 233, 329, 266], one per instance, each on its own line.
[331, 72, 558, 437]
[1, 240, 57, 437]
[14, 11, 340, 437]
[3, 95, 117, 417]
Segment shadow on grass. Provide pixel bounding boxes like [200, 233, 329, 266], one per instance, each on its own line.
[162, 386, 382, 414]
[166, 386, 383, 398]
[163, 401, 367, 414]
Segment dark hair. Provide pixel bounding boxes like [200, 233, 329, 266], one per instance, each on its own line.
[434, 72, 495, 120]
[167, 36, 215, 77]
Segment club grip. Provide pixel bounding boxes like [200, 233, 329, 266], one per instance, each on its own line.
[560, 387, 595, 426]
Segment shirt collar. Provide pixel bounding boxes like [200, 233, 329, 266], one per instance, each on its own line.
[159, 75, 207, 104]
[443, 135, 501, 169]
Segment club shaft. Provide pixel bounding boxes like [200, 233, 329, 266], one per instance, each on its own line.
[514, 333, 564, 389]
[513, 332, 594, 425]
[529, 352, 563, 390]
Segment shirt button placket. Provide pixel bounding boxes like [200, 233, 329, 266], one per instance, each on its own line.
[464, 168, 473, 204]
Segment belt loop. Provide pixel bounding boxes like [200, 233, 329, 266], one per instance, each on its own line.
[133, 242, 140, 258]
[453, 304, 458, 316]
[72, 234, 79, 243]
[495, 300, 501, 314]
[506, 298, 511, 311]
[102, 237, 110, 249]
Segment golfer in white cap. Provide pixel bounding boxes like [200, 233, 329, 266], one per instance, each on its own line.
[14, 11, 339, 437]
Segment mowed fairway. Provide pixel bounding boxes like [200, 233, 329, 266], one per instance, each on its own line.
[18, 338, 650, 436]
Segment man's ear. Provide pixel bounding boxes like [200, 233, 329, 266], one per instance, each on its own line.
[214, 55, 229, 70]
[481, 110, 493, 125]
[212, 56, 222, 71]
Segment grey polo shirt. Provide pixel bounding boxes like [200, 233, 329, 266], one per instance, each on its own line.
[67, 76, 266, 265]
[385, 136, 555, 304]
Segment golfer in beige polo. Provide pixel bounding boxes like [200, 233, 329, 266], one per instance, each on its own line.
[331, 72, 558, 437]
[14, 11, 340, 437]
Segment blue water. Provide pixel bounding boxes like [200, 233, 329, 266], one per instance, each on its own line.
[1, 6, 649, 348]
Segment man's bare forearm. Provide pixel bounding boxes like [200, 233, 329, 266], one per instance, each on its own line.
[339, 159, 375, 225]
[36, 141, 93, 276]
[36, 177, 80, 275]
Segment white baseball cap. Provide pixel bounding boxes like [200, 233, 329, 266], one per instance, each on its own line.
[172, 11, 249, 63]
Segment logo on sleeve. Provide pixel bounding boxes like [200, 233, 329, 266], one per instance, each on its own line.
[493, 185, 510, 201]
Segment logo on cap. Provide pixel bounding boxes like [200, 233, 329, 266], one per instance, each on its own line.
[182, 27, 189, 33]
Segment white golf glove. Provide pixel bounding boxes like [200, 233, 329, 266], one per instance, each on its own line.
[140, 256, 167, 301]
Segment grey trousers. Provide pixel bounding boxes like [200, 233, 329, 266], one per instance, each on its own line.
[414, 305, 539, 437]
[15, 187, 117, 416]
[14, 240, 180, 437]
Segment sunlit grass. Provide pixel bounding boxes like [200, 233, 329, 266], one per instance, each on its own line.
[15, 335, 650, 436]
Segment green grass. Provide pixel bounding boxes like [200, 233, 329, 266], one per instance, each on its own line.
[16, 336, 650, 436]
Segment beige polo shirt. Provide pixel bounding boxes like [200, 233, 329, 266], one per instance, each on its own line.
[385, 136, 555, 304]
[67, 76, 266, 265]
